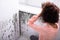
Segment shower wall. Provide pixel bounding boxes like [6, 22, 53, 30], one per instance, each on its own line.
[0, 19, 15, 40]
[0, 13, 20, 40]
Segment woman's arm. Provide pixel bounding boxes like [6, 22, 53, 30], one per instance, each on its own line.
[28, 13, 41, 23]
[27, 14, 44, 32]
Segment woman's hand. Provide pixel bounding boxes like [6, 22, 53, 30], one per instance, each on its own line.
[27, 13, 44, 32]
[28, 13, 41, 24]
[30, 15, 39, 22]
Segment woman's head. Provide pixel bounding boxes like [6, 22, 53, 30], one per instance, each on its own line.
[41, 2, 59, 24]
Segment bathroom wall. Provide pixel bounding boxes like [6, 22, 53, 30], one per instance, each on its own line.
[0, 0, 19, 40]
[0, 13, 20, 40]
[0, 0, 18, 21]
[19, 0, 60, 8]
[0, 19, 15, 40]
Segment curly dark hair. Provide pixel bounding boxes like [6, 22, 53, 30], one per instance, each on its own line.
[40, 2, 59, 24]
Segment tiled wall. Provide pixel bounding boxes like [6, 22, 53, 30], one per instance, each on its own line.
[0, 13, 20, 40]
[0, 19, 15, 40]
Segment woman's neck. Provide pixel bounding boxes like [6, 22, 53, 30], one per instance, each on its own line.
[46, 23, 58, 29]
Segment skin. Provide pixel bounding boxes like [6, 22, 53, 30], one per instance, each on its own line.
[27, 14, 59, 40]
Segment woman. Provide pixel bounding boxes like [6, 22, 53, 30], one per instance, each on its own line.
[27, 2, 59, 40]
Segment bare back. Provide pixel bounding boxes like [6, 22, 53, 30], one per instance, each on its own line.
[39, 23, 59, 40]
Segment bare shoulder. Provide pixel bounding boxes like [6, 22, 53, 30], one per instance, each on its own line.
[45, 23, 59, 33]
[51, 23, 59, 32]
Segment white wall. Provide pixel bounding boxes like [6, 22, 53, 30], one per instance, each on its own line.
[19, 4, 42, 14]
[19, 0, 60, 8]
[19, 0, 47, 7]
[0, 0, 18, 21]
